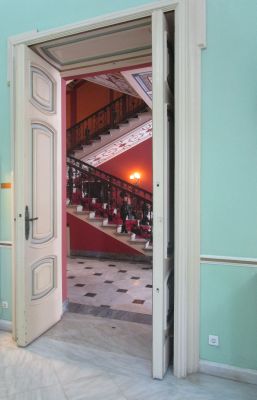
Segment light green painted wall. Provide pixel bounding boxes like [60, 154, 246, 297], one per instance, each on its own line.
[200, 0, 257, 371]
[200, 264, 257, 370]
[0, 247, 12, 321]
[0, 0, 257, 373]
[201, 0, 257, 258]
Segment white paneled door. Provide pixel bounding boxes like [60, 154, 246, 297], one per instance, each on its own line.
[152, 10, 174, 379]
[14, 45, 62, 346]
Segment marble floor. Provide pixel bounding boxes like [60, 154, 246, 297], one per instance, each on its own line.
[67, 257, 152, 318]
[0, 312, 256, 399]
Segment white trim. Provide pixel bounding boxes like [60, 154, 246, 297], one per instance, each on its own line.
[8, 1, 177, 47]
[9, 0, 206, 379]
[201, 255, 257, 267]
[173, 0, 204, 377]
[199, 360, 257, 385]
[0, 320, 12, 332]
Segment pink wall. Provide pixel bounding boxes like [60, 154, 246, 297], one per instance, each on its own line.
[66, 81, 122, 128]
[100, 138, 153, 192]
[67, 213, 141, 256]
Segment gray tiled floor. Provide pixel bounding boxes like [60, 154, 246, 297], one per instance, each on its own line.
[0, 312, 256, 399]
[67, 257, 152, 315]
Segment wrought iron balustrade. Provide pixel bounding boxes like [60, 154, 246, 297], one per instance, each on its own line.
[67, 156, 153, 229]
[67, 94, 148, 154]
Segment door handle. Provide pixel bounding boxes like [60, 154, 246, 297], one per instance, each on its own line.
[25, 205, 38, 240]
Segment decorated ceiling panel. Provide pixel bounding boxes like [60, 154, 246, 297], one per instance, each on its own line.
[30, 18, 151, 73]
[84, 73, 139, 97]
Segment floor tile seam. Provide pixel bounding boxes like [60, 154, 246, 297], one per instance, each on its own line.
[103, 371, 131, 400]
[43, 336, 152, 365]
[51, 359, 70, 400]
[3, 381, 65, 400]
[59, 368, 130, 400]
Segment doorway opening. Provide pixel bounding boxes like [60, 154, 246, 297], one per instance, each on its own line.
[11, 2, 201, 380]
[65, 75, 153, 325]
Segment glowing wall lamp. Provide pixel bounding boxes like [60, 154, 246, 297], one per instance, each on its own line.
[129, 172, 141, 185]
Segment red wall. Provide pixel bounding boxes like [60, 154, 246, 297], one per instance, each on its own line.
[67, 213, 141, 256]
[66, 81, 122, 128]
[100, 138, 153, 192]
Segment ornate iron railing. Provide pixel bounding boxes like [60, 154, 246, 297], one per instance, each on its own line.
[67, 156, 153, 229]
[67, 94, 147, 154]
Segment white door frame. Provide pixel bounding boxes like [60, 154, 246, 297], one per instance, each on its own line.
[8, 0, 206, 378]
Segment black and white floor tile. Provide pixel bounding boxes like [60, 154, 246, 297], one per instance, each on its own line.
[67, 257, 152, 319]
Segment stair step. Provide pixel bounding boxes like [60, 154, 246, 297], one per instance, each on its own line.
[75, 210, 88, 215]
[144, 246, 153, 252]
[128, 238, 148, 244]
[101, 223, 117, 228]
[100, 131, 111, 135]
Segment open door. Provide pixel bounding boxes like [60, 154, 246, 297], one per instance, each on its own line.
[152, 10, 174, 379]
[14, 45, 62, 346]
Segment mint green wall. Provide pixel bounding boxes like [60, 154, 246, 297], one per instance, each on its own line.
[0, 247, 12, 321]
[200, 0, 257, 371]
[201, 0, 257, 258]
[200, 264, 257, 370]
[0, 0, 257, 374]
[0, 0, 153, 320]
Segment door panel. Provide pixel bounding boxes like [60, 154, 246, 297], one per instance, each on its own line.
[32, 123, 55, 243]
[31, 257, 56, 300]
[31, 66, 55, 112]
[14, 45, 62, 346]
[152, 10, 174, 379]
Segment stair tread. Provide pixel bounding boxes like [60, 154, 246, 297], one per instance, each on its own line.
[67, 208, 149, 256]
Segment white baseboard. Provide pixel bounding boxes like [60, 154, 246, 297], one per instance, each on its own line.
[0, 319, 12, 332]
[199, 360, 257, 385]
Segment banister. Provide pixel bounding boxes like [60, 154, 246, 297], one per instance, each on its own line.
[67, 94, 148, 154]
[67, 155, 152, 204]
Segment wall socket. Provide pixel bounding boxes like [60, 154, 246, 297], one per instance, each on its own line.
[208, 335, 219, 346]
[1, 301, 8, 309]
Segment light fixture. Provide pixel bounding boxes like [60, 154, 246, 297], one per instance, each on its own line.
[129, 172, 141, 185]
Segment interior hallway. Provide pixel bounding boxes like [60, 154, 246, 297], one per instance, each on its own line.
[0, 312, 256, 399]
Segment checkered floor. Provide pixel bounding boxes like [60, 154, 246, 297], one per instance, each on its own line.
[67, 257, 152, 315]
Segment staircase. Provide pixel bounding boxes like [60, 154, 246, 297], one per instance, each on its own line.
[67, 94, 151, 163]
[67, 156, 153, 257]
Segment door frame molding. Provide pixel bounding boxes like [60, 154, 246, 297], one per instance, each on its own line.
[9, 0, 206, 378]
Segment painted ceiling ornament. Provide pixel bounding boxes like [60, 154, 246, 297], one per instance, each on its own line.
[84, 73, 139, 97]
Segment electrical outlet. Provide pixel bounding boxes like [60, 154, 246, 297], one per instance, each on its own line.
[1, 301, 8, 309]
[208, 335, 219, 346]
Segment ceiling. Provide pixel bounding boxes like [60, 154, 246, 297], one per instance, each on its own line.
[30, 18, 152, 76]
[83, 65, 152, 108]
